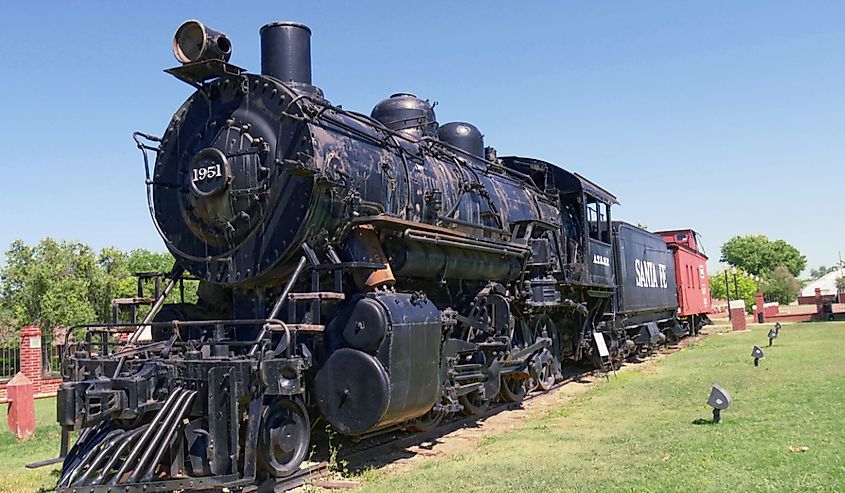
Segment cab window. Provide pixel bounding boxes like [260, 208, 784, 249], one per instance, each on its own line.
[586, 196, 610, 243]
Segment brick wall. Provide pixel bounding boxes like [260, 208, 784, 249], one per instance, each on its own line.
[0, 326, 62, 403]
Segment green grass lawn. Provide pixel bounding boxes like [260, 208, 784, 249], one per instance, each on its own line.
[0, 397, 62, 493]
[360, 322, 845, 493]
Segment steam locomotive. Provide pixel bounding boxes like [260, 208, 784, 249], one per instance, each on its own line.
[55, 20, 711, 491]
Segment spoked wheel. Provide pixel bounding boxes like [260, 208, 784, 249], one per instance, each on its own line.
[530, 315, 562, 391]
[500, 373, 530, 403]
[258, 398, 310, 477]
[532, 353, 557, 392]
[667, 328, 681, 345]
[409, 408, 445, 433]
[459, 388, 491, 416]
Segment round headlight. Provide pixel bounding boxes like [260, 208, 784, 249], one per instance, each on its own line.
[173, 20, 232, 64]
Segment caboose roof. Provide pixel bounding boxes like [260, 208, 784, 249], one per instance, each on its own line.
[655, 228, 700, 236]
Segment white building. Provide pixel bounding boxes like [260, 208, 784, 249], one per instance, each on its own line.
[800, 270, 843, 297]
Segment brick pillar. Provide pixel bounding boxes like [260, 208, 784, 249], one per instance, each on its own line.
[729, 300, 747, 331]
[6, 372, 35, 439]
[18, 326, 43, 394]
[754, 292, 765, 324]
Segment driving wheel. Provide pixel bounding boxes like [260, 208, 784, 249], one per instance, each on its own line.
[257, 398, 310, 477]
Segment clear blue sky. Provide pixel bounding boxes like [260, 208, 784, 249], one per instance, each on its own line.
[1, 1, 843, 274]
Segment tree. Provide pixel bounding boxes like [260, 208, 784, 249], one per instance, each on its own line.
[720, 235, 806, 277]
[111, 249, 198, 321]
[769, 240, 807, 277]
[93, 247, 197, 322]
[0, 239, 198, 330]
[837, 276, 845, 293]
[708, 268, 759, 313]
[0, 239, 100, 331]
[760, 266, 801, 304]
[810, 265, 835, 280]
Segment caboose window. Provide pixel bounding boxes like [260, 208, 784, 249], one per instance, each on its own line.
[694, 232, 706, 255]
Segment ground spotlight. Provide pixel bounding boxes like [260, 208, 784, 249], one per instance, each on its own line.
[768, 328, 778, 347]
[707, 384, 732, 424]
[751, 345, 765, 367]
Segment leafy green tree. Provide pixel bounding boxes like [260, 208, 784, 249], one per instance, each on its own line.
[0, 239, 198, 330]
[92, 246, 129, 322]
[769, 240, 807, 277]
[760, 266, 801, 304]
[810, 265, 835, 280]
[836, 276, 845, 293]
[708, 268, 759, 313]
[0, 239, 99, 331]
[720, 235, 806, 277]
[113, 249, 198, 322]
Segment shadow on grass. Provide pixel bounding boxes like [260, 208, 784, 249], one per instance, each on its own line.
[691, 418, 716, 425]
[34, 468, 60, 493]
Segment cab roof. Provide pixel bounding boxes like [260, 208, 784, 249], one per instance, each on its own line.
[500, 156, 619, 205]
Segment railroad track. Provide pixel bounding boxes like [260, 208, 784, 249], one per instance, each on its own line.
[265, 366, 603, 492]
[341, 364, 601, 468]
[270, 338, 700, 492]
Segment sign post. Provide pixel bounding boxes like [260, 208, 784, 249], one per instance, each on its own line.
[593, 331, 616, 380]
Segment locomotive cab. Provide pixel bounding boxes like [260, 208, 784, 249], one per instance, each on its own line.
[583, 190, 615, 287]
[499, 156, 618, 287]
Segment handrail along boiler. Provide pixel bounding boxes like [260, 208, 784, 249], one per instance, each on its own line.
[55, 19, 711, 491]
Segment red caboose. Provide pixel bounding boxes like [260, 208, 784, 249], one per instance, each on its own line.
[656, 229, 713, 332]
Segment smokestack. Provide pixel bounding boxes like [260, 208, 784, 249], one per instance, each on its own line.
[259, 22, 312, 85]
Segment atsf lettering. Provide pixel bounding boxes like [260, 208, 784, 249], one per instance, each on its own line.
[634, 259, 667, 288]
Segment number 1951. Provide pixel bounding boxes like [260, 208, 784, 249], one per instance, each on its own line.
[193, 164, 222, 182]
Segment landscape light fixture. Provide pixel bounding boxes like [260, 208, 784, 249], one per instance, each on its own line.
[751, 345, 765, 367]
[768, 328, 778, 347]
[707, 384, 732, 424]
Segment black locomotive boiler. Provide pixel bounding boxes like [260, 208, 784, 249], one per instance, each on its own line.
[55, 20, 702, 491]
